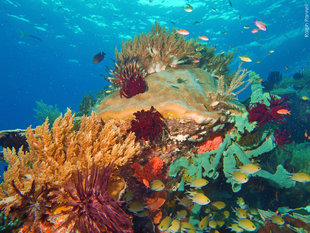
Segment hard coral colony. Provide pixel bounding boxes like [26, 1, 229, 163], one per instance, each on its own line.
[1, 22, 310, 233]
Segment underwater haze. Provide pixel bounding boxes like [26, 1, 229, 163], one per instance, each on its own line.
[0, 0, 308, 130]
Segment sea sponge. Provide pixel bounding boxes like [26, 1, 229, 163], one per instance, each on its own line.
[95, 67, 244, 126]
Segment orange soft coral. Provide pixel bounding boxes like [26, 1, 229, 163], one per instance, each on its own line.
[131, 157, 164, 187]
[197, 135, 223, 153]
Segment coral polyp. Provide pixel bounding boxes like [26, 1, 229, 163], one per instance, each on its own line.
[9, 180, 57, 231]
[57, 163, 132, 233]
[269, 96, 291, 123]
[274, 129, 292, 149]
[247, 95, 291, 126]
[108, 60, 147, 98]
[128, 106, 167, 142]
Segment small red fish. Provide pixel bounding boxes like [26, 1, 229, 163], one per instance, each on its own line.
[177, 29, 189, 35]
[276, 109, 291, 115]
[254, 19, 266, 31]
[199, 35, 209, 41]
[93, 51, 106, 64]
[251, 28, 259, 33]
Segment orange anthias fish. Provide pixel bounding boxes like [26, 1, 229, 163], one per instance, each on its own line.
[93, 51, 106, 64]
[251, 28, 259, 33]
[276, 109, 291, 115]
[254, 19, 266, 31]
[146, 190, 167, 211]
[199, 35, 209, 41]
[177, 29, 189, 35]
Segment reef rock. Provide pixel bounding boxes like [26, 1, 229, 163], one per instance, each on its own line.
[95, 67, 241, 126]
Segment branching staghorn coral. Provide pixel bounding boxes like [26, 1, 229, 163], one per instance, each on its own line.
[0, 109, 141, 219]
[115, 21, 200, 74]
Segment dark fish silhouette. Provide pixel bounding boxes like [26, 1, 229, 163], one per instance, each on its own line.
[93, 51, 106, 64]
[20, 31, 42, 42]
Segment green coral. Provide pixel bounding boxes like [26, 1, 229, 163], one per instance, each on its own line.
[33, 100, 61, 125]
[78, 92, 95, 116]
[249, 71, 270, 104]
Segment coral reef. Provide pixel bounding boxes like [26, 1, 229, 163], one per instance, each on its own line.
[33, 100, 61, 125]
[108, 60, 147, 98]
[115, 22, 200, 74]
[0, 212, 23, 232]
[0, 110, 141, 230]
[2, 23, 310, 233]
[262, 71, 282, 92]
[273, 129, 292, 150]
[247, 95, 291, 127]
[56, 163, 132, 233]
[78, 93, 95, 116]
[8, 180, 57, 232]
[131, 157, 164, 187]
[95, 66, 246, 126]
[128, 107, 168, 142]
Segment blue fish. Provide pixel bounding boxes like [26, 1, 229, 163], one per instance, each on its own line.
[20, 31, 42, 42]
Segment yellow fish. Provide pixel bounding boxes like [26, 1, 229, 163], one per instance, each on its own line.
[231, 171, 249, 184]
[271, 215, 285, 225]
[289, 172, 310, 182]
[211, 201, 226, 210]
[239, 55, 252, 62]
[128, 201, 145, 213]
[176, 196, 193, 207]
[216, 220, 225, 228]
[136, 210, 149, 217]
[228, 223, 244, 233]
[188, 193, 211, 205]
[302, 96, 309, 100]
[236, 197, 246, 208]
[151, 180, 165, 191]
[222, 210, 230, 218]
[196, 46, 204, 51]
[238, 163, 261, 175]
[189, 178, 209, 188]
[168, 219, 181, 232]
[181, 222, 195, 231]
[234, 207, 247, 219]
[158, 216, 172, 232]
[208, 220, 217, 229]
[236, 218, 256, 232]
[199, 216, 209, 229]
[176, 209, 187, 220]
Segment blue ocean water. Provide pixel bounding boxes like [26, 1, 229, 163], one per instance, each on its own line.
[0, 0, 308, 131]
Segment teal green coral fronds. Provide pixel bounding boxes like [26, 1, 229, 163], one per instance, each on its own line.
[249, 71, 270, 104]
[34, 100, 61, 125]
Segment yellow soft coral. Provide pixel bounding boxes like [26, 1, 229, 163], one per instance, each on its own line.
[0, 109, 141, 215]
